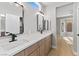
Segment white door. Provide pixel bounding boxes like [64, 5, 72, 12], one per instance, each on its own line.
[73, 3, 79, 55]
[77, 7, 79, 55]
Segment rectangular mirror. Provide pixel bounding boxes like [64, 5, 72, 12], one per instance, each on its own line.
[0, 2, 24, 37]
[37, 14, 44, 31]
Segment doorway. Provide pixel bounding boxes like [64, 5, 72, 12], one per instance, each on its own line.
[56, 3, 74, 55]
[57, 16, 73, 48]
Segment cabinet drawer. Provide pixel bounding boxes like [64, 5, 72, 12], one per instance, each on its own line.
[29, 48, 39, 56]
[25, 42, 39, 55]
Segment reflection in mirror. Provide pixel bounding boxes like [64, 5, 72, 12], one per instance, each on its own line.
[37, 14, 44, 32]
[0, 14, 6, 36]
[0, 2, 24, 37]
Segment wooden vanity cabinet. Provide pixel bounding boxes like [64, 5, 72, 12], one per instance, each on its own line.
[15, 35, 52, 56]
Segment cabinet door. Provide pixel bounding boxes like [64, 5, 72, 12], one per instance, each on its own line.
[45, 35, 52, 55]
[29, 48, 39, 56]
[39, 39, 45, 56]
[49, 36, 52, 50]
[45, 38, 49, 55]
[15, 50, 25, 56]
[25, 42, 39, 56]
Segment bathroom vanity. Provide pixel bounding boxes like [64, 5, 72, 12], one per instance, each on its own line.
[0, 2, 52, 56]
[0, 31, 52, 56]
[15, 33, 52, 56]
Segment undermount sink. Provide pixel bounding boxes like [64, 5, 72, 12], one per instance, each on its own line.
[0, 39, 29, 51]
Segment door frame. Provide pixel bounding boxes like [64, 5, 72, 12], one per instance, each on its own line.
[56, 3, 75, 55]
[73, 3, 79, 55]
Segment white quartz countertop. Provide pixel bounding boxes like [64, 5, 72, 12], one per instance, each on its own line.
[0, 31, 52, 56]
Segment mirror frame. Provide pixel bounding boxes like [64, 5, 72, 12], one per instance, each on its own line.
[36, 13, 45, 32]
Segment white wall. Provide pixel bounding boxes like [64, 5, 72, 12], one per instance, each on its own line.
[45, 6, 57, 48]
[23, 3, 37, 34]
[57, 3, 73, 17]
